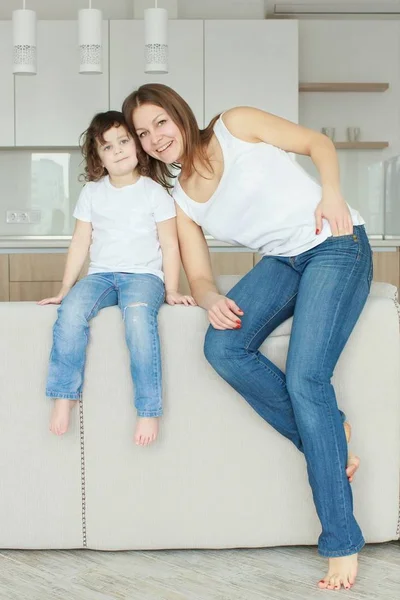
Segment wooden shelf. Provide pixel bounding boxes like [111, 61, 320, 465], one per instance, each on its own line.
[334, 142, 389, 150]
[299, 83, 389, 92]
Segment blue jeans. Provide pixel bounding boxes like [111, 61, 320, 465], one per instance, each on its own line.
[204, 226, 373, 557]
[46, 272, 165, 417]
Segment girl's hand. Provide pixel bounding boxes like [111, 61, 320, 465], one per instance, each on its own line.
[315, 188, 353, 237]
[37, 286, 70, 305]
[166, 291, 197, 306]
[208, 295, 244, 330]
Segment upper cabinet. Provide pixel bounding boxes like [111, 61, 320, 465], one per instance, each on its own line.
[110, 20, 204, 127]
[15, 21, 109, 147]
[0, 22, 15, 147]
[204, 21, 298, 125]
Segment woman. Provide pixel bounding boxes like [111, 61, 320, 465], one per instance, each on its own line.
[122, 84, 372, 590]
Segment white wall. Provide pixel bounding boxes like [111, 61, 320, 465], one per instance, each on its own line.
[297, 20, 400, 235]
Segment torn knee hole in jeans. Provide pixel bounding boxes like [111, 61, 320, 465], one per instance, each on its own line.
[128, 302, 148, 307]
[123, 302, 148, 320]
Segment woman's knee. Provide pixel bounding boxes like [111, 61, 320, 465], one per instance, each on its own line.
[203, 326, 242, 373]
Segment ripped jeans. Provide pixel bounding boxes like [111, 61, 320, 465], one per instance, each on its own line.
[46, 272, 165, 417]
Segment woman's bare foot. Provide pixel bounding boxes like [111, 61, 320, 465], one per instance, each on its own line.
[135, 417, 159, 446]
[318, 554, 358, 590]
[50, 399, 76, 435]
[344, 421, 360, 483]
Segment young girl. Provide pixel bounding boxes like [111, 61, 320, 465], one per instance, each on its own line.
[123, 84, 373, 588]
[39, 110, 195, 446]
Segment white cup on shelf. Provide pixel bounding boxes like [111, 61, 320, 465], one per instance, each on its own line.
[347, 127, 361, 142]
[321, 127, 335, 141]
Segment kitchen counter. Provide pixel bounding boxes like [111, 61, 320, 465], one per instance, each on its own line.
[0, 235, 399, 253]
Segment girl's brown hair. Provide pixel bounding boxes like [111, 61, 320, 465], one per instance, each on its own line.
[80, 111, 131, 182]
[122, 83, 220, 192]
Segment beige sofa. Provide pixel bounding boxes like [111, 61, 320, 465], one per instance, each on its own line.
[0, 278, 399, 550]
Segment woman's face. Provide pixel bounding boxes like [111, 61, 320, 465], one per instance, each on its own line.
[132, 103, 183, 164]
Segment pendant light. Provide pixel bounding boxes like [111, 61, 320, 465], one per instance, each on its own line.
[12, 1, 37, 75]
[144, 1, 168, 74]
[78, 1, 102, 74]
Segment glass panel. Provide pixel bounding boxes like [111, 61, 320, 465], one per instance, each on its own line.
[297, 152, 384, 236]
[0, 149, 83, 236]
[384, 154, 400, 238]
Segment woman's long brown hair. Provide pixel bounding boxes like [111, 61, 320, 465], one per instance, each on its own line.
[122, 83, 220, 192]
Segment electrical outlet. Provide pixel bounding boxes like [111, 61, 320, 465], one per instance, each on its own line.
[6, 210, 41, 224]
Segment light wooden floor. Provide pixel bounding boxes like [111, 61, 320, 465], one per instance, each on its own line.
[0, 542, 398, 599]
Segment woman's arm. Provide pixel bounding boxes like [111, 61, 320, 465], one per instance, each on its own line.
[157, 217, 195, 306]
[176, 204, 243, 329]
[222, 107, 353, 236]
[38, 219, 92, 305]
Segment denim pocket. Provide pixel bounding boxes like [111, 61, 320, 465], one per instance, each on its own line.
[326, 232, 359, 243]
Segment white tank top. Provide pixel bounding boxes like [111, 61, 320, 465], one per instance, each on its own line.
[173, 115, 364, 257]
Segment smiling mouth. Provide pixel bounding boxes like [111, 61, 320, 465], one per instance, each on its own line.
[156, 141, 173, 153]
[115, 157, 128, 163]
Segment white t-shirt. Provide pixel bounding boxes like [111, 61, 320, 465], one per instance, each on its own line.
[73, 175, 176, 280]
[173, 115, 365, 257]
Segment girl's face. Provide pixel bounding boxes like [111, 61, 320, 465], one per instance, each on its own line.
[96, 125, 138, 177]
[132, 104, 183, 164]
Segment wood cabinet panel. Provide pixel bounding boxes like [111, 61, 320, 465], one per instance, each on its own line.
[10, 254, 67, 282]
[0, 255, 9, 301]
[9, 253, 88, 283]
[372, 250, 399, 288]
[10, 282, 63, 302]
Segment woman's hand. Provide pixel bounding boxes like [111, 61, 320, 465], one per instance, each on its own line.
[207, 294, 244, 330]
[37, 286, 70, 305]
[315, 187, 353, 237]
[165, 291, 197, 306]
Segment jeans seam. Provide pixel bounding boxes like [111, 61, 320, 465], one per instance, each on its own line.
[86, 286, 116, 321]
[122, 289, 163, 415]
[317, 248, 362, 552]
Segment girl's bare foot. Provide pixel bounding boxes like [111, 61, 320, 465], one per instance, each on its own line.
[318, 554, 358, 590]
[344, 421, 360, 483]
[135, 417, 159, 446]
[50, 399, 76, 435]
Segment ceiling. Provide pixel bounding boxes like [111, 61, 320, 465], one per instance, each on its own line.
[0, 1, 399, 20]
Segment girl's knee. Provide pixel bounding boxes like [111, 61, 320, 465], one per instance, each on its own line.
[56, 298, 87, 327]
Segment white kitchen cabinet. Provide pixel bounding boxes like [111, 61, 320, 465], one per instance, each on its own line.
[15, 21, 109, 147]
[0, 22, 15, 146]
[110, 20, 204, 127]
[204, 20, 298, 125]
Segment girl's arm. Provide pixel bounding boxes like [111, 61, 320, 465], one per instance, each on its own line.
[157, 216, 196, 306]
[176, 205, 243, 329]
[222, 107, 353, 236]
[38, 219, 92, 305]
